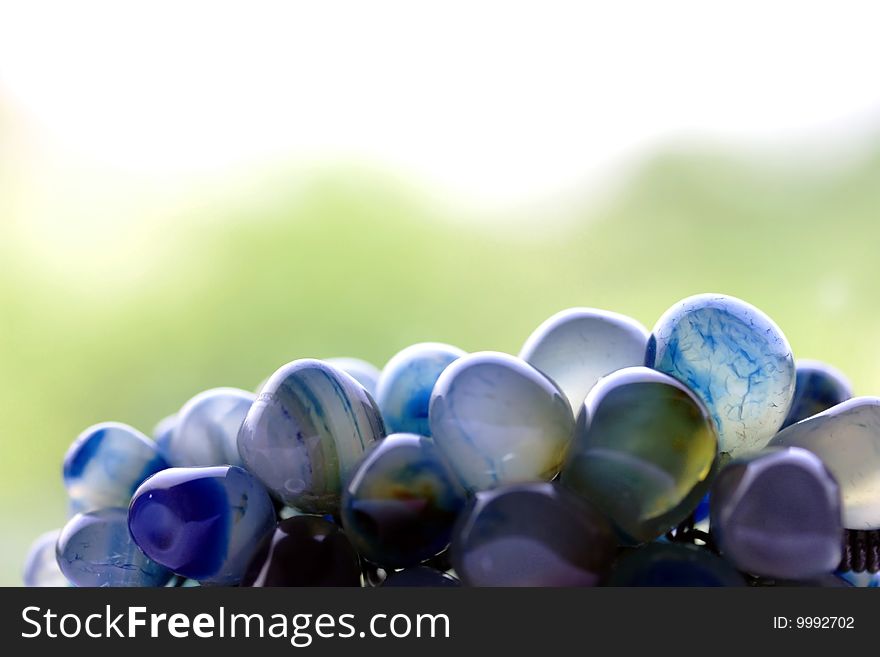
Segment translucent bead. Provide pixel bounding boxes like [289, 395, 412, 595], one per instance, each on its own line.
[166, 387, 255, 467]
[429, 352, 575, 493]
[646, 293, 795, 457]
[238, 359, 386, 513]
[63, 422, 168, 511]
[561, 367, 717, 542]
[22, 530, 68, 587]
[770, 397, 880, 529]
[341, 433, 467, 568]
[57, 508, 171, 587]
[520, 307, 648, 412]
[128, 465, 276, 585]
[326, 357, 382, 397]
[782, 359, 853, 429]
[375, 343, 466, 436]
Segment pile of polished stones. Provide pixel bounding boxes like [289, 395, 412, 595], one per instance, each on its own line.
[23, 293, 880, 587]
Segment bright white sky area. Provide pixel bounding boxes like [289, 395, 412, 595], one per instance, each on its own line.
[1, 0, 880, 214]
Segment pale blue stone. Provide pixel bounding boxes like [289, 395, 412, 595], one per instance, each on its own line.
[63, 422, 168, 511]
[152, 414, 177, 463]
[22, 530, 69, 587]
[238, 359, 386, 513]
[327, 357, 382, 396]
[646, 293, 795, 457]
[837, 570, 880, 587]
[57, 508, 172, 587]
[375, 343, 466, 436]
[429, 351, 575, 493]
[165, 388, 255, 467]
[782, 359, 853, 428]
[770, 397, 880, 529]
[520, 307, 649, 412]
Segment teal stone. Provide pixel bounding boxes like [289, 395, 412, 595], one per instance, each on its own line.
[22, 530, 68, 587]
[238, 359, 386, 513]
[608, 543, 746, 586]
[341, 433, 467, 568]
[561, 366, 718, 543]
[711, 447, 843, 579]
[166, 387, 255, 467]
[429, 352, 575, 493]
[520, 307, 649, 412]
[646, 293, 795, 457]
[375, 343, 466, 436]
[769, 397, 880, 529]
[326, 357, 382, 396]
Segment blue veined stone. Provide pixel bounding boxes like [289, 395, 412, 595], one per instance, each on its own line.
[450, 482, 616, 587]
[429, 352, 575, 493]
[63, 422, 168, 511]
[166, 387, 255, 467]
[711, 446, 843, 579]
[152, 414, 177, 463]
[241, 515, 362, 587]
[57, 508, 172, 587]
[519, 307, 649, 412]
[561, 367, 718, 543]
[22, 530, 68, 587]
[238, 359, 386, 513]
[646, 293, 795, 457]
[326, 357, 382, 397]
[769, 397, 880, 529]
[375, 343, 466, 436]
[837, 570, 880, 587]
[128, 465, 276, 585]
[382, 566, 461, 587]
[341, 433, 467, 568]
[608, 543, 746, 586]
[781, 359, 853, 429]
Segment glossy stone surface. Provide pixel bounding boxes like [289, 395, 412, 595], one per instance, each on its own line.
[782, 359, 853, 429]
[152, 414, 177, 463]
[58, 508, 171, 587]
[429, 352, 575, 493]
[22, 530, 68, 587]
[63, 422, 168, 511]
[238, 359, 386, 513]
[450, 482, 616, 586]
[242, 516, 361, 587]
[769, 397, 880, 529]
[166, 388, 255, 467]
[375, 343, 466, 436]
[561, 367, 718, 542]
[520, 307, 649, 411]
[608, 543, 745, 586]
[646, 294, 795, 457]
[341, 433, 467, 568]
[382, 566, 461, 587]
[128, 466, 276, 585]
[711, 447, 842, 579]
[327, 357, 382, 397]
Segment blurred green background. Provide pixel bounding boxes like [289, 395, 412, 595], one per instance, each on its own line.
[3, 138, 880, 584]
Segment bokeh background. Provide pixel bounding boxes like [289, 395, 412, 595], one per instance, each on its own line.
[2, 2, 880, 585]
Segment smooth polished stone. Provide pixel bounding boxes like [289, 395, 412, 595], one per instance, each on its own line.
[519, 308, 649, 412]
[429, 352, 575, 493]
[128, 466, 276, 585]
[242, 516, 362, 587]
[63, 422, 168, 511]
[22, 530, 68, 587]
[711, 447, 842, 579]
[561, 367, 718, 542]
[782, 360, 853, 429]
[166, 388, 255, 467]
[769, 397, 880, 529]
[57, 508, 171, 587]
[341, 433, 467, 568]
[382, 567, 461, 587]
[837, 570, 880, 587]
[327, 357, 382, 397]
[238, 359, 386, 514]
[375, 343, 466, 436]
[152, 414, 177, 463]
[646, 294, 795, 457]
[450, 482, 616, 587]
[608, 543, 746, 586]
